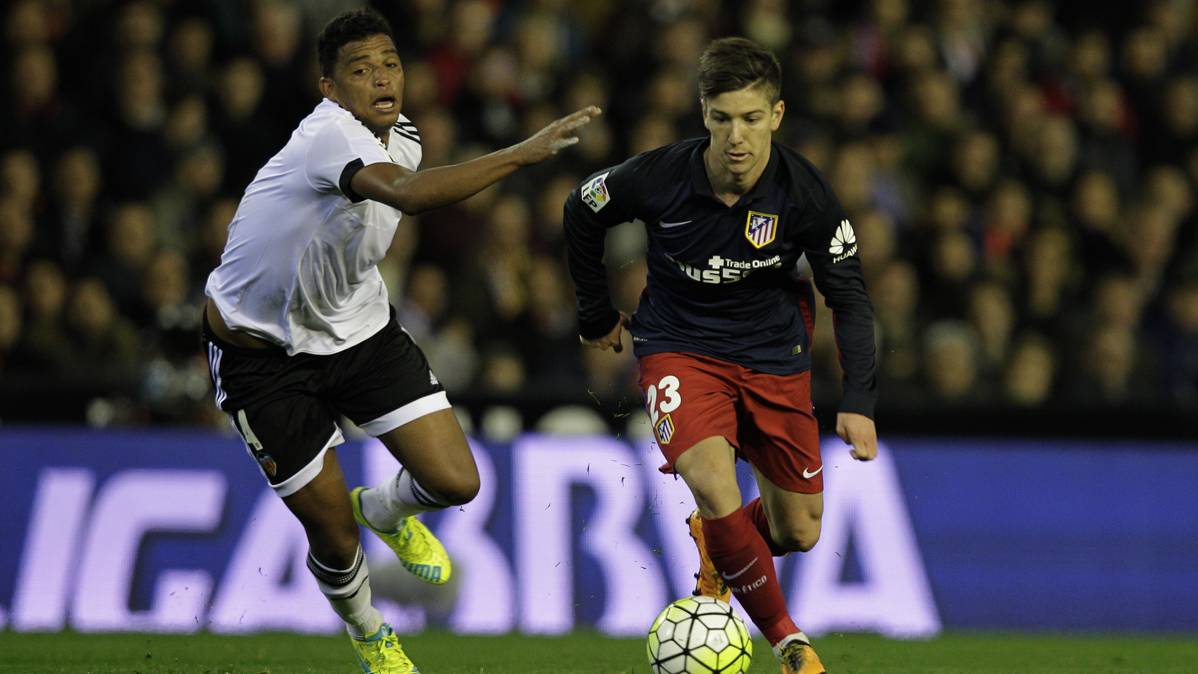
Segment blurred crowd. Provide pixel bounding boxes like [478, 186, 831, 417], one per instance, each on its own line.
[1, 0, 1197, 427]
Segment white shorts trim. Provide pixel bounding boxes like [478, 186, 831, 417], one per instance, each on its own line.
[359, 391, 451, 437]
[272, 426, 345, 498]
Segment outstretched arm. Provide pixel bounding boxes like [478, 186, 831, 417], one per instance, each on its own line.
[352, 106, 601, 214]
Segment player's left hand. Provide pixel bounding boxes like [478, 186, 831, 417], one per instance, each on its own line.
[580, 312, 628, 353]
[836, 412, 877, 461]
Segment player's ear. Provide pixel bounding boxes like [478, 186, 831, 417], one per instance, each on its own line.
[319, 76, 337, 102]
[771, 99, 784, 131]
[700, 97, 710, 128]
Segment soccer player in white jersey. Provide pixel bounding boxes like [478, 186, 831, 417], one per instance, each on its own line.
[202, 9, 599, 673]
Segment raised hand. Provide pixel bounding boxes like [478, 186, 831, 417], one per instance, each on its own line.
[515, 106, 603, 165]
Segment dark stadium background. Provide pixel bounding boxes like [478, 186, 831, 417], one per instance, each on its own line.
[0, 1, 1195, 672]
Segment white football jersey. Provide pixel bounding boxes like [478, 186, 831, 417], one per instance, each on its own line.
[206, 99, 422, 355]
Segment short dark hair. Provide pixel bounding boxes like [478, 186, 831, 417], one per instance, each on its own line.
[317, 9, 394, 77]
[697, 37, 782, 102]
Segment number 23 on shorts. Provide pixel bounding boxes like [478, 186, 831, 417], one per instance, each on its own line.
[645, 375, 682, 445]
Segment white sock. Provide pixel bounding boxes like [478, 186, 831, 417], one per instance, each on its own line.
[361, 467, 449, 532]
[307, 546, 384, 638]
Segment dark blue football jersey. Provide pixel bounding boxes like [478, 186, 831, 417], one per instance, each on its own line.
[563, 137, 877, 417]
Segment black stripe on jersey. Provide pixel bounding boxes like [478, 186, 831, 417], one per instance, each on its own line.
[339, 158, 367, 203]
[393, 122, 420, 136]
[392, 128, 422, 145]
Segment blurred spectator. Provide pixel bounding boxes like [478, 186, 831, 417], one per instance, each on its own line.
[0, 198, 33, 284]
[2, 1, 1197, 423]
[872, 259, 922, 392]
[3, 44, 77, 154]
[454, 192, 534, 342]
[1022, 226, 1077, 336]
[18, 259, 72, 373]
[213, 56, 283, 192]
[152, 142, 225, 250]
[921, 319, 986, 405]
[105, 49, 170, 199]
[1155, 275, 1198, 405]
[91, 202, 158, 319]
[967, 280, 1016, 378]
[520, 255, 585, 391]
[39, 146, 103, 267]
[166, 15, 217, 97]
[1, 149, 40, 210]
[1066, 324, 1155, 406]
[1076, 79, 1136, 194]
[979, 179, 1031, 278]
[5, 0, 54, 49]
[251, 0, 312, 124]
[63, 277, 140, 382]
[1002, 332, 1058, 407]
[853, 208, 897, 282]
[1071, 169, 1128, 277]
[0, 285, 21, 373]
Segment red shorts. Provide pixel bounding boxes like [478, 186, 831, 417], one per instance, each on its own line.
[637, 351, 823, 494]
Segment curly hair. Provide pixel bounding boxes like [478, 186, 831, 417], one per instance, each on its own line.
[317, 8, 394, 77]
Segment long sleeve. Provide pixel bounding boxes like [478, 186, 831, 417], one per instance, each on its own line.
[563, 167, 639, 340]
[798, 201, 878, 418]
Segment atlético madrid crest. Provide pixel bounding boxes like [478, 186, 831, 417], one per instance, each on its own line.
[655, 413, 675, 445]
[745, 211, 778, 248]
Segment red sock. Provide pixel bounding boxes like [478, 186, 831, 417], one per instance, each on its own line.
[702, 507, 799, 645]
[744, 498, 789, 557]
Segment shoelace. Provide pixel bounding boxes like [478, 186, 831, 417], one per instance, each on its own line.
[370, 631, 415, 668]
[781, 642, 808, 668]
[398, 520, 428, 556]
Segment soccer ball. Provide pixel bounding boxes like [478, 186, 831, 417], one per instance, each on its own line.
[646, 596, 752, 674]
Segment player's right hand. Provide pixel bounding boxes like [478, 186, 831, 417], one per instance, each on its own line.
[580, 312, 628, 353]
[515, 106, 602, 165]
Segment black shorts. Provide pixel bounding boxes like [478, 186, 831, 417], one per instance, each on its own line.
[202, 308, 448, 496]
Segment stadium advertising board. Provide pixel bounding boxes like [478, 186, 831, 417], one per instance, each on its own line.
[0, 429, 1194, 635]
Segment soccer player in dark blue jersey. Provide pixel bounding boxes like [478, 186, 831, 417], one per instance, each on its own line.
[563, 37, 878, 674]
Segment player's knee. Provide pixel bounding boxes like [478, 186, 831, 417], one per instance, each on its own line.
[426, 471, 480, 506]
[775, 524, 820, 552]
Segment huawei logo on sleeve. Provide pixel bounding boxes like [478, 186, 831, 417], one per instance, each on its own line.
[829, 219, 857, 263]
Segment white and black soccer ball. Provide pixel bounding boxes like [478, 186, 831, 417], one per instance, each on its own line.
[646, 596, 752, 674]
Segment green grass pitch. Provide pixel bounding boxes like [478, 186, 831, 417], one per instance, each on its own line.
[1, 630, 1195, 673]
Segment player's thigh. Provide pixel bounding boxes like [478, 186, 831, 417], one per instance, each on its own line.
[674, 435, 742, 518]
[639, 352, 740, 469]
[326, 313, 477, 503]
[376, 409, 479, 505]
[751, 465, 823, 552]
[204, 334, 346, 498]
[737, 369, 822, 494]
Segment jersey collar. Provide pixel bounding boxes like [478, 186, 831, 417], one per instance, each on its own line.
[689, 138, 781, 207]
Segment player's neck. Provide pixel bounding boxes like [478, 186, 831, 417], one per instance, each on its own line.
[704, 144, 771, 207]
